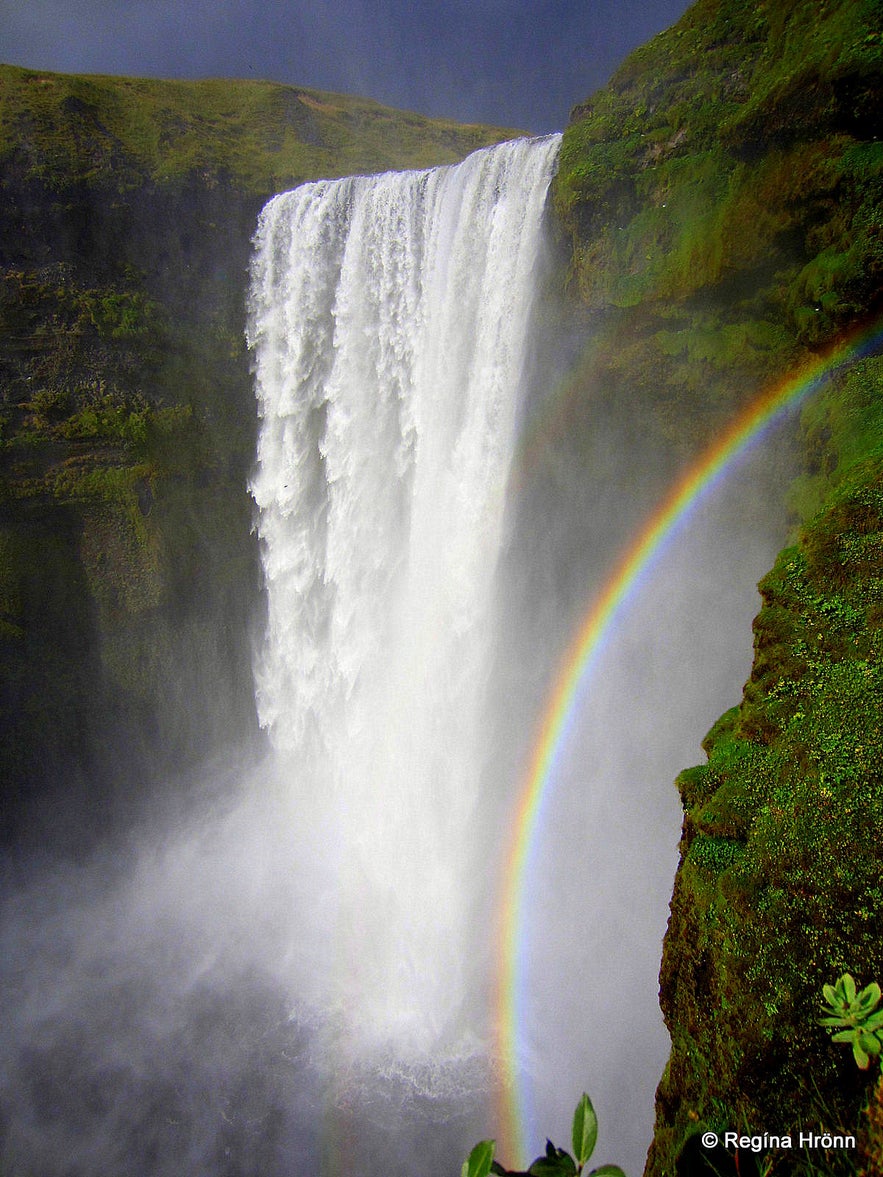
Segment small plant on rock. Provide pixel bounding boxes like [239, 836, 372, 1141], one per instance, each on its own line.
[820, 973, 883, 1069]
[462, 1093, 626, 1177]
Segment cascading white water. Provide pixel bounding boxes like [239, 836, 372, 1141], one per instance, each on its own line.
[246, 135, 561, 1068]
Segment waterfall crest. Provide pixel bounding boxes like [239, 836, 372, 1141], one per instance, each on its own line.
[246, 135, 560, 1065]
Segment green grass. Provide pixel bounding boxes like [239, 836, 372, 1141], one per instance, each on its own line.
[0, 64, 521, 195]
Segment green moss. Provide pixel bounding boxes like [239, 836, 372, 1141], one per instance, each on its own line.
[687, 834, 745, 873]
[788, 355, 883, 522]
[553, 0, 883, 499]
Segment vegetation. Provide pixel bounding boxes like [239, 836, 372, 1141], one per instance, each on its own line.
[820, 975, 883, 1070]
[0, 64, 519, 195]
[549, 0, 882, 461]
[463, 1094, 626, 1177]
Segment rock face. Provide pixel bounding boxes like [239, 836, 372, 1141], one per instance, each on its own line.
[0, 64, 516, 849]
[551, 0, 883, 1172]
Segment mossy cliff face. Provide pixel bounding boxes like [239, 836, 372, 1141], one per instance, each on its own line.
[552, 0, 882, 459]
[0, 63, 515, 846]
[552, 0, 883, 1173]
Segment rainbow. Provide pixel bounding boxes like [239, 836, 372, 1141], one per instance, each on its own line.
[493, 321, 883, 1164]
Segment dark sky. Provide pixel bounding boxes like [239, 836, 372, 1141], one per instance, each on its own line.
[3, 0, 693, 133]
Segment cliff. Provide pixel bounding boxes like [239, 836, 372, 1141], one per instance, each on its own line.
[551, 0, 883, 1172]
[0, 63, 516, 847]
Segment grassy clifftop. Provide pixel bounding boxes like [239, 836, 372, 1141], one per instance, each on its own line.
[0, 64, 518, 194]
[549, 1, 883, 1172]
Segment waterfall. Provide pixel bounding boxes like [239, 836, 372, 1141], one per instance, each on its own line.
[246, 135, 561, 1070]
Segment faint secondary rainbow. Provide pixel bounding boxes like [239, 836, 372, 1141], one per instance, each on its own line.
[493, 321, 883, 1164]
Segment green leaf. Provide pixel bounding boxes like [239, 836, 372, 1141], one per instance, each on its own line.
[572, 1093, 599, 1167]
[818, 1016, 849, 1027]
[588, 1167, 628, 1177]
[832, 1029, 857, 1042]
[463, 1140, 496, 1177]
[842, 974, 857, 1004]
[859, 1031, 882, 1055]
[863, 1012, 883, 1031]
[853, 1040, 871, 1069]
[822, 984, 838, 1005]
[858, 983, 882, 1009]
[490, 1162, 508, 1176]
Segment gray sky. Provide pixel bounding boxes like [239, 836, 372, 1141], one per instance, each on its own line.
[2, 0, 693, 132]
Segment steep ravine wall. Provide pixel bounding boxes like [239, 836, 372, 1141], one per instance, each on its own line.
[549, 0, 883, 1172]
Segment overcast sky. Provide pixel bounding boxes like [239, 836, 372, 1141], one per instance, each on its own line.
[2, 0, 693, 132]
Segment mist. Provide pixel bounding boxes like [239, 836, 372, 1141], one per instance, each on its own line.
[0, 138, 796, 1177]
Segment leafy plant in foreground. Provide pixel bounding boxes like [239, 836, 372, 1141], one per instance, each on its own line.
[819, 973, 883, 1069]
[462, 1093, 626, 1177]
